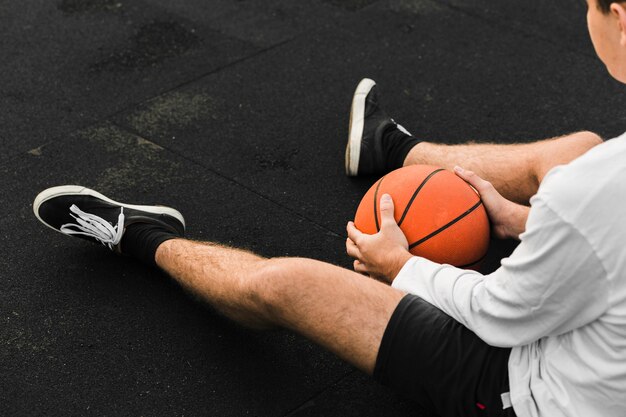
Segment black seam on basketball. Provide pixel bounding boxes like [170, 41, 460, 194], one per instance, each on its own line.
[398, 168, 446, 227]
[408, 200, 483, 249]
[373, 176, 386, 232]
[457, 252, 487, 269]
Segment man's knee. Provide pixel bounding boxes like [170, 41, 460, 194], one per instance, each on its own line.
[248, 257, 313, 319]
[535, 130, 603, 183]
[572, 130, 603, 146]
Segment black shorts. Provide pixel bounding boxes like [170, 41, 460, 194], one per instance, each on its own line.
[374, 294, 515, 417]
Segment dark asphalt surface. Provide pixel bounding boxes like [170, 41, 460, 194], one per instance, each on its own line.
[2, 1, 626, 416]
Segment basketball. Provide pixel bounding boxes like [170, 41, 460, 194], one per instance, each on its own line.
[354, 165, 490, 269]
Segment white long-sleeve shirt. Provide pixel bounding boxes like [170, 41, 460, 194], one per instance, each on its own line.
[392, 133, 626, 417]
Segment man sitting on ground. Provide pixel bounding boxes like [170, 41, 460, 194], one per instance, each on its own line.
[33, 1, 626, 415]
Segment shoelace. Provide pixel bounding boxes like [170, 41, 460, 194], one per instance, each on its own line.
[60, 204, 125, 250]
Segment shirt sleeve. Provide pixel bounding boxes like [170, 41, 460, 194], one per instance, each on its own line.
[391, 196, 610, 347]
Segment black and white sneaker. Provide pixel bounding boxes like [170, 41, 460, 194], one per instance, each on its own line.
[33, 186, 185, 254]
[345, 78, 412, 176]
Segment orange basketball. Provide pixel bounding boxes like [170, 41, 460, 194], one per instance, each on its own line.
[354, 165, 490, 270]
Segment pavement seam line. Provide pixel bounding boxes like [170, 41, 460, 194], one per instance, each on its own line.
[107, 32, 311, 122]
[109, 121, 345, 239]
[0, 33, 309, 166]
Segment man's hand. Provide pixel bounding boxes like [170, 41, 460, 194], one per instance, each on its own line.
[454, 166, 529, 240]
[346, 194, 413, 284]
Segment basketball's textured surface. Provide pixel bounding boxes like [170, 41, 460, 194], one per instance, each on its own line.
[354, 165, 490, 269]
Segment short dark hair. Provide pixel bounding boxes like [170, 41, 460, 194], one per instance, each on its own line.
[597, 0, 625, 13]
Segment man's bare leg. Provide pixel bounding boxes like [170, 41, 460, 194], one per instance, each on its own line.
[403, 131, 603, 204]
[347, 79, 602, 204]
[155, 238, 405, 374]
[33, 187, 404, 374]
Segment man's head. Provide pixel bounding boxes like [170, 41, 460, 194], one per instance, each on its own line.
[587, 0, 626, 82]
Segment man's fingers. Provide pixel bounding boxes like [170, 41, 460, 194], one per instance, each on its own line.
[379, 194, 398, 229]
[345, 238, 362, 260]
[454, 166, 492, 194]
[346, 221, 364, 243]
[454, 166, 476, 182]
[353, 260, 369, 274]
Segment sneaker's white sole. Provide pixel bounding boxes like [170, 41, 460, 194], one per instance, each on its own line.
[345, 78, 376, 177]
[33, 185, 186, 235]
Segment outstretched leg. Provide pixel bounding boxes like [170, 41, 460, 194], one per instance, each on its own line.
[33, 186, 405, 374]
[156, 239, 405, 374]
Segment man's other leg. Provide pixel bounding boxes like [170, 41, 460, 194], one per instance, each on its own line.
[155, 238, 405, 374]
[404, 131, 603, 204]
[347, 78, 603, 204]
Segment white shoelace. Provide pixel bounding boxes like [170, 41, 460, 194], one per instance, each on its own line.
[60, 204, 125, 250]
